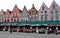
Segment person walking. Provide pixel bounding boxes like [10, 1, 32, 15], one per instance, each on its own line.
[10, 27, 12, 34]
[55, 29, 58, 35]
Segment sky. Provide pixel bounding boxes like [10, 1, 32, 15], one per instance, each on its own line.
[0, 0, 60, 11]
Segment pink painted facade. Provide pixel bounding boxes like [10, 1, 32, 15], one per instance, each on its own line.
[11, 5, 22, 22]
[4, 9, 11, 22]
[2, 5, 22, 22]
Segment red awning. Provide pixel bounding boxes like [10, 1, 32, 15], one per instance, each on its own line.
[48, 24, 53, 27]
[56, 24, 60, 27]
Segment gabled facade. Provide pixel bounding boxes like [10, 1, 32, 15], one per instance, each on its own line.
[4, 9, 11, 22]
[21, 6, 28, 22]
[0, 9, 5, 22]
[39, 2, 49, 21]
[0, 0, 60, 22]
[49, 1, 60, 21]
[11, 4, 22, 22]
[28, 4, 38, 21]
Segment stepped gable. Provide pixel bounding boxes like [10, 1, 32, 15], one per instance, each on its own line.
[29, 4, 37, 15]
[12, 4, 21, 13]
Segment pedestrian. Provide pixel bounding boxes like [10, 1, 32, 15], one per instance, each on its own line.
[55, 29, 58, 35]
[10, 27, 12, 34]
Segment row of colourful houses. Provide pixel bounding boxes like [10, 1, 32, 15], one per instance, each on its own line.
[0, 1, 60, 22]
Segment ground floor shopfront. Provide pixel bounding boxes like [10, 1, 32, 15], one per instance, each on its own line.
[0, 21, 60, 34]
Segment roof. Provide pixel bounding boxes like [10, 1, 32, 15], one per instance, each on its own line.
[29, 4, 37, 12]
[12, 4, 21, 13]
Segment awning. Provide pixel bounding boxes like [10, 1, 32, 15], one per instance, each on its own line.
[0, 21, 60, 26]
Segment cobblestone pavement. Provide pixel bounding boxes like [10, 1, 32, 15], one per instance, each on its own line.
[0, 32, 60, 38]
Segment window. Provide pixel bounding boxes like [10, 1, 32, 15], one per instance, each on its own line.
[15, 13, 17, 16]
[53, 5, 55, 9]
[17, 20, 19, 22]
[42, 6, 45, 10]
[45, 11, 47, 13]
[51, 11, 53, 21]
[7, 20, 9, 22]
[5, 20, 6, 22]
[41, 11, 43, 13]
[13, 14, 15, 17]
[45, 15, 47, 21]
[32, 17, 35, 21]
[14, 18, 16, 22]
[35, 16, 38, 21]
[13, 18, 16, 22]
[13, 13, 18, 17]
[36, 11, 37, 14]
[41, 15, 43, 21]
[32, 11, 35, 15]
[1, 16, 3, 18]
[55, 11, 58, 21]
[45, 11, 47, 21]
